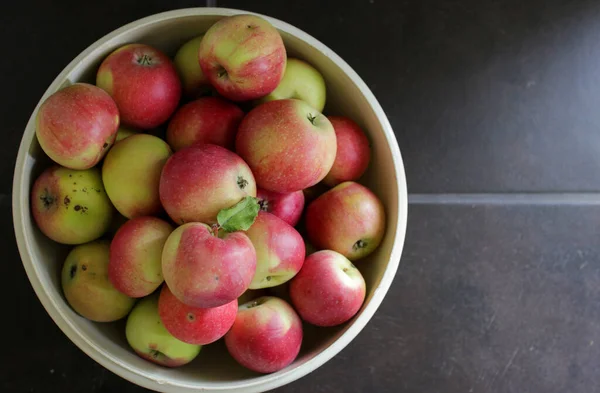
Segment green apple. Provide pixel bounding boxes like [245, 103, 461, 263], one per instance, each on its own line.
[256, 58, 326, 111]
[31, 166, 113, 244]
[61, 240, 135, 322]
[126, 294, 201, 367]
[174, 35, 211, 98]
[102, 134, 172, 218]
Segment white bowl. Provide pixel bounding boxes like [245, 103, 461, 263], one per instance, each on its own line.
[12, 7, 408, 393]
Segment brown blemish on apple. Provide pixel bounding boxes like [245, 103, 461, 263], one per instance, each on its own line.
[187, 313, 195, 321]
[74, 205, 88, 213]
[63, 195, 71, 207]
[69, 264, 77, 279]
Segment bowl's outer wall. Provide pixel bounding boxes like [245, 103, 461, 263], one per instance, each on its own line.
[13, 8, 408, 393]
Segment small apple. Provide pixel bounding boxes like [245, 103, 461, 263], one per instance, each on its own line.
[290, 250, 366, 327]
[236, 99, 336, 192]
[256, 188, 304, 227]
[36, 83, 119, 169]
[198, 15, 286, 101]
[173, 35, 211, 98]
[158, 285, 237, 345]
[162, 222, 257, 308]
[166, 97, 244, 151]
[306, 182, 385, 261]
[160, 144, 256, 225]
[256, 58, 326, 111]
[323, 117, 371, 186]
[61, 240, 135, 322]
[97, 43, 181, 129]
[109, 216, 174, 298]
[115, 126, 138, 142]
[126, 294, 201, 367]
[31, 166, 113, 244]
[102, 134, 172, 218]
[246, 212, 305, 289]
[225, 296, 302, 374]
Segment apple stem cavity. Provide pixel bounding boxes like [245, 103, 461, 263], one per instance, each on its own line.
[258, 198, 269, 211]
[216, 66, 228, 79]
[353, 239, 368, 251]
[69, 264, 77, 279]
[40, 189, 55, 209]
[137, 54, 153, 66]
[237, 176, 248, 190]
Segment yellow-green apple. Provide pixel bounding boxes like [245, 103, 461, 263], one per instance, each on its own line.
[96, 43, 181, 129]
[109, 216, 173, 298]
[162, 222, 257, 308]
[323, 117, 371, 186]
[236, 99, 336, 192]
[245, 212, 305, 289]
[31, 166, 113, 244]
[159, 144, 256, 225]
[36, 83, 119, 169]
[102, 134, 172, 218]
[306, 182, 385, 261]
[198, 15, 286, 101]
[158, 285, 237, 345]
[290, 250, 366, 327]
[166, 97, 244, 151]
[256, 58, 326, 111]
[126, 294, 201, 367]
[61, 240, 135, 322]
[115, 126, 138, 142]
[225, 296, 302, 373]
[173, 35, 211, 98]
[256, 188, 304, 226]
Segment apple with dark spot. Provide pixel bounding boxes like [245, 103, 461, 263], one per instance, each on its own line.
[62, 241, 135, 322]
[31, 166, 113, 244]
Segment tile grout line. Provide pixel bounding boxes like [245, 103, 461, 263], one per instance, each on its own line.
[408, 193, 600, 205]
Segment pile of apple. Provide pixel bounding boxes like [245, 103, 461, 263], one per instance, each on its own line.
[31, 14, 385, 373]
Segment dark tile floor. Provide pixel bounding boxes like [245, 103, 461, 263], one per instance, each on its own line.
[4, 0, 600, 392]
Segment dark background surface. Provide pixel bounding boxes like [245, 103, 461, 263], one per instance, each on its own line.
[3, 0, 600, 392]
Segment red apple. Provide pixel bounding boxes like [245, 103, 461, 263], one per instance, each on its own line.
[96, 43, 181, 129]
[36, 83, 119, 169]
[161, 222, 256, 308]
[305, 182, 385, 261]
[225, 296, 302, 373]
[290, 250, 366, 327]
[256, 188, 304, 227]
[198, 14, 286, 101]
[236, 99, 336, 192]
[166, 97, 244, 151]
[158, 285, 237, 345]
[109, 216, 173, 298]
[323, 116, 371, 186]
[245, 211, 305, 289]
[159, 144, 256, 225]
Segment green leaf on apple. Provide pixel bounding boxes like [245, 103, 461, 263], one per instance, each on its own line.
[217, 196, 260, 232]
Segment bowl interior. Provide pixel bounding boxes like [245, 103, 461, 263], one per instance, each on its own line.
[14, 9, 405, 392]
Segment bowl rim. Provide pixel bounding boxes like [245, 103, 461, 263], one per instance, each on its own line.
[12, 7, 408, 393]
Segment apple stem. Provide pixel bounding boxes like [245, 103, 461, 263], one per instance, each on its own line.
[138, 54, 152, 66]
[211, 224, 220, 237]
